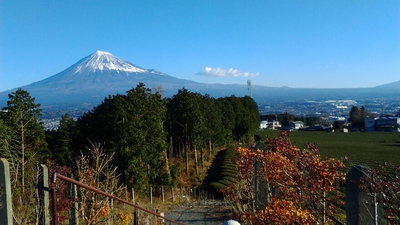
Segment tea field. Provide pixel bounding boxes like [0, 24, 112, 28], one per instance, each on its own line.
[256, 130, 400, 168]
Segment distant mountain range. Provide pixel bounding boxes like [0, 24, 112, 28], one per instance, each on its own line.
[1, 50, 399, 109]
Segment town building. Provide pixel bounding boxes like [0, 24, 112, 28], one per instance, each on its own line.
[375, 117, 400, 132]
[259, 120, 281, 130]
[364, 116, 400, 132]
[289, 121, 304, 130]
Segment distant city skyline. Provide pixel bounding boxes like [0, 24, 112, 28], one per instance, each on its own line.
[1, 1, 399, 92]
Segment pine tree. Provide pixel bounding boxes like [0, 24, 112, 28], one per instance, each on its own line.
[1, 89, 47, 192]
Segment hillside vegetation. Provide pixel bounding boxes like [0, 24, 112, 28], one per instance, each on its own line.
[218, 131, 400, 224]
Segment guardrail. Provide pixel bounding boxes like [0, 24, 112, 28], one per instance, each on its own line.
[51, 172, 187, 225]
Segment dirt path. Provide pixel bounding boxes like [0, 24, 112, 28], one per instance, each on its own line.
[165, 199, 231, 225]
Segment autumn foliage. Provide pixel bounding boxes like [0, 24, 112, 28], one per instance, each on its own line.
[223, 131, 345, 224]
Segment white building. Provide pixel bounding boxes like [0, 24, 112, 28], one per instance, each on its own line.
[290, 121, 304, 130]
[268, 120, 281, 130]
[259, 120, 268, 129]
[259, 120, 281, 130]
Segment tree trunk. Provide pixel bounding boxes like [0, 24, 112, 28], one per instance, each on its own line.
[169, 135, 173, 158]
[185, 147, 189, 175]
[209, 140, 212, 156]
[194, 145, 198, 176]
[200, 148, 204, 169]
[21, 117, 25, 194]
[180, 142, 183, 159]
[164, 150, 171, 182]
[185, 125, 189, 175]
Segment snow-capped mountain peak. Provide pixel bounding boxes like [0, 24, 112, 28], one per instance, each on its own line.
[73, 50, 147, 74]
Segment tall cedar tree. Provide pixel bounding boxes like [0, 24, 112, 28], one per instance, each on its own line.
[229, 95, 260, 143]
[77, 83, 169, 193]
[201, 95, 224, 156]
[216, 97, 236, 144]
[46, 114, 77, 166]
[349, 106, 364, 127]
[167, 88, 205, 175]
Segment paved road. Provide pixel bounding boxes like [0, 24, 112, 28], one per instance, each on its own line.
[165, 200, 231, 225]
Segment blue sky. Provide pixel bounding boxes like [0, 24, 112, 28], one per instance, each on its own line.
[1, 1, 399, 92]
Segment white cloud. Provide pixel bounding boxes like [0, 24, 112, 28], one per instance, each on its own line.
[196, 67, 259, 77]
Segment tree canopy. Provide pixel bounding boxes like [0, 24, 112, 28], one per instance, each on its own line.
[76, 83, 169, 191]
[0, 86, 261, 194]
[349, 105, 374, 128]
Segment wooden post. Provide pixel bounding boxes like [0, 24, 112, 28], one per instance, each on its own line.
[133, 209, 138, 225]
[149, 187, 152, 204]
[254, 153, 269, 209]
[110, 192, 114, 210]
[131, 188, 135, 203]
[0, 158, 12, 225]
[68, 174, 79, 225]
[38, 164, 50, 225]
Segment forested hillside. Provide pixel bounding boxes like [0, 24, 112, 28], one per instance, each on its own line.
[1, 84, 260, 194]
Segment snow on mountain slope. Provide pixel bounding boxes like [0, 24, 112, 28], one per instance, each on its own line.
[6, 50, 200, 100]
[0, 50, 231, 107]
[73, 50, 147, 74]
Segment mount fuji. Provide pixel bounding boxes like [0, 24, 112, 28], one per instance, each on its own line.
[1, 51, 399, 117]
[0, 51, 247, 107]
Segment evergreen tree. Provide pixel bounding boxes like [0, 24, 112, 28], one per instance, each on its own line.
[241, 96, 260, 139]
[215, 97, 235, 144]
[77, 83, 169, 192]
[123, 83, 169, 189]
[203, 96, 224, 143]
[260, 114, 278, 122]
[228, 96, 246, 142]
[305, 116, 324, 126]
[46, 114, 77, 166]
[333, 121, 343, 132]
[1, 89, 47, 192]
[349, 106, 364, 127]
[278, 112, 295, 127]
[167, 88, 205, 175]
[1, 89, 48, 222]
[0, 118, 12, 158]
[228, 95, 259, 143]
[200, 95, 223, 164]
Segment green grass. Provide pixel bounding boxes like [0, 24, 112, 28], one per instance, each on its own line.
[256, 130, 400, 168]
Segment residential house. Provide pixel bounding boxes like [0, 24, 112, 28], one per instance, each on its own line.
[289, 121, 304, 130]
